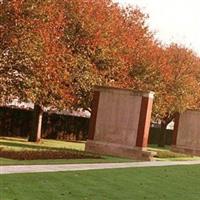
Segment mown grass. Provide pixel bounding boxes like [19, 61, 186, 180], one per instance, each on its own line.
[1, 165, 200, 200]
[0, 137, 199, 165]
[0, 137, 85, 151]
[0, 137, 133, 165]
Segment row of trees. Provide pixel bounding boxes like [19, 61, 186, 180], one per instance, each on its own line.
[1, 0, 200, 143]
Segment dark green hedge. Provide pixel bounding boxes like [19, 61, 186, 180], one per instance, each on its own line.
[0, 107, 89, 141]
[148, 127, 173, 145]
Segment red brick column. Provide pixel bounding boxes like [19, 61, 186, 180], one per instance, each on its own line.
[136, 95, 154, 148]
[172, 113, 180, 145]
[88, 91, 100, 140]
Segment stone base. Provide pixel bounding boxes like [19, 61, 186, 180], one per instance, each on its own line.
[172, 145, 200, 156]
[85, 140, 155, 161]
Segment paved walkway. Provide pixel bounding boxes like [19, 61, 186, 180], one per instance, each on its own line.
[1, 160, 200, 174]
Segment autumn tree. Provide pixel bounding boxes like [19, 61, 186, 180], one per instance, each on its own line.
[156, 45, 200, 146]
[63, 0, 154, 109]
[0, 0, 72, 141]
[129, 43, 200, 146]
[1, 0, 200, 145]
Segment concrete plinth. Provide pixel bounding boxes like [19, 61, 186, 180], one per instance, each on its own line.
[172, 146, 200, 157]
[86, 140, 154, 161]
[85, 86, 155, 160]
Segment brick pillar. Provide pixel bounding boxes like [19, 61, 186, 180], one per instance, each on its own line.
[136, 94, 154, 148]
[172, 113, 180, 145]
[88, 91, 100, 140]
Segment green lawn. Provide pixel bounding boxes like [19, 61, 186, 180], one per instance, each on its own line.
[0, 137, 199, 165]
[1, 165, 200, 200]
[0, 137, 133, 165]
[0, 137, 85, 151]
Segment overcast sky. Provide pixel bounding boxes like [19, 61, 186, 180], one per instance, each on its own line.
[115, 0, 200, 56]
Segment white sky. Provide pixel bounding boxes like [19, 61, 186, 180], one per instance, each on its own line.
[115, 0, 200, 56]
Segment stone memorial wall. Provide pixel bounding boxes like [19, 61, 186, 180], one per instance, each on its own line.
[172, 110, 200, 156]
[85, 86, 155, 160]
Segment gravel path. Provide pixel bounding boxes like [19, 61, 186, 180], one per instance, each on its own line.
[1, 160, 200, 174]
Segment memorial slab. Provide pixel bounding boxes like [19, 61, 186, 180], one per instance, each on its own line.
[85, 86, 155, 160]
[172, 110, 200, 156]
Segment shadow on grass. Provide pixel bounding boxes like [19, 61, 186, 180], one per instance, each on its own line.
[0, 137, 27, 143]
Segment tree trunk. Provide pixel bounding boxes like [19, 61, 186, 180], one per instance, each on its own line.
[158, 122, 167, 147]
[28, 104, 43, 142]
